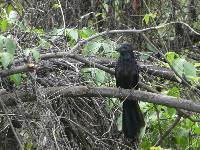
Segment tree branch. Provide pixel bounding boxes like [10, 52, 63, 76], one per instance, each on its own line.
[1, 54, 176, 83]
[1, 86, 200, 113]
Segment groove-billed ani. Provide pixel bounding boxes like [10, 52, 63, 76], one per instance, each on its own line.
[115, 43, 145, 139]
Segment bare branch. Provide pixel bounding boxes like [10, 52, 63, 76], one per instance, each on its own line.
[1, 86, 200, 113]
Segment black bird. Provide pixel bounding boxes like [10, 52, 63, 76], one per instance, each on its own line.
[115, 43, 145, 139]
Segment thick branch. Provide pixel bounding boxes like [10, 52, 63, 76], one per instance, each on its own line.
[1, 86, 200, 113]
[1, 54, 176, 83]
[0, 65, 34, 77]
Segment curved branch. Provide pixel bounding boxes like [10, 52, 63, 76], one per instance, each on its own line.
[1, 86, 200, 113]
[1, 54, 176, 83]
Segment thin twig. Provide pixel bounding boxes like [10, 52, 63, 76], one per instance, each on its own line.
[155, 115, 182, 146]
[0, 97, 24, 150]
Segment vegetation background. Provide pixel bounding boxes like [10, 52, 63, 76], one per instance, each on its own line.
[0, 0, 199, 149]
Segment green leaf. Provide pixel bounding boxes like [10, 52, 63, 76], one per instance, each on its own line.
[5, 37, 16, 55]
[79, 27, 95, 39]
[25, 48, 41, 63]
[184, 62, 197, 77]
[82, 42, 101, 55]
[52, 3, 61, 9]
[143, 13, 157, 25]
[101, 42, 112, 53]
[175, 136, 187, 149]
[67, 29, 79, 42]
[194, 126, 200, 134]
[0, 35, 5, 52]
[167, 87, 180, 97]
[94, 69, 105, 85]
[172, 58, 185, 77]
[167, 107, 176, 117]
[166, 52, 177, 65]
[32, 49, 41, 63]
[7, 4, 13, 14]
[26, 141, 33, 150]
[9, 73, 22, 87]
[0, 52, 13, 68]
[50, 28, 65, 42]
[1, 19, 8, 32]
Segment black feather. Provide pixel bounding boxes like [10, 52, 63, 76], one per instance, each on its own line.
[115, 43, 144, 138]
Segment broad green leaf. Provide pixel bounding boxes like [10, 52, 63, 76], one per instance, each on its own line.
[79, 27, 95, 39]
[175, 134, 188, 149]
[50, 28, 65, 42]
[172, 58, 185, 77]
[0, 35, 5, 52]
[94, 69, 105, 85]
[184, 62, 197, 77]
[5, 37, 16, 55]
[32, 49, 41, 63]
[1, 19, 8, 32]
[166, 52, 177, 65]
[143, 14, 150, 24]
[167, 87, 180, 97]
[102, 42, 112, 53]
[167, 107, 176, 117]
[185, 119, 194, 129]
[9, 73, 22, 87]
[194, 126, 200, 134]
[82, 42, 101, 55]
[67, 29, 79, 42]
[1, 52, 13, 68]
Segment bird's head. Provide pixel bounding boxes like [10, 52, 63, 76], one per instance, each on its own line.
[116, 43, 133, 53]
[116, 43, 135, 58]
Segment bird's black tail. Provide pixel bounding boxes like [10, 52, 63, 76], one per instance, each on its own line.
[122, 99, 145, 138]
